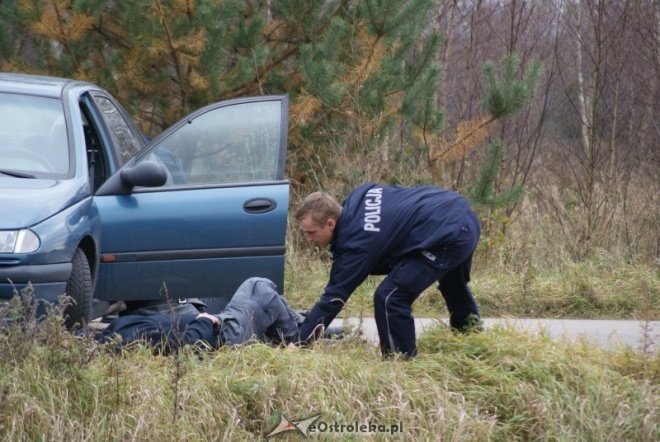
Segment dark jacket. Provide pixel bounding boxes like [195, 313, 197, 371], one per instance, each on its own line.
[97, 313, 219, 352]
[298, 183, 473, 341]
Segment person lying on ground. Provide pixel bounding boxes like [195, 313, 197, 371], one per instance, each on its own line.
[96, 277, 309, 353]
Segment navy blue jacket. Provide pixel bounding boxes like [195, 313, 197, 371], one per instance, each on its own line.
[298, 183, 473, 341]
[97, 313, 219, 352]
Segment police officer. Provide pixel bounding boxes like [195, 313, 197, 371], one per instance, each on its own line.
[295, 183, 482, 358]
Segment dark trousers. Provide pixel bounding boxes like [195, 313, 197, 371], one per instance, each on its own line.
[374, 211, 481, 357]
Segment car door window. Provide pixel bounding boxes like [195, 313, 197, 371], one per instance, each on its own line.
[91, 94, 143, 166]
[139, 99, 284, 186]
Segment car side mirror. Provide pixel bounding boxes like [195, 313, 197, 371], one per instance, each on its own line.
[96, 161, 168, 196]
[120, 161, 168, 189]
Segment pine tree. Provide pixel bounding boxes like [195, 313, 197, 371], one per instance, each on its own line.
[473, 54, 541, 208]
[466, 139, 523, 209]
[287, 0, 443, 190]
[0, 0, 443, 192]
[459, 54, 541, 255]
[425, 53, 541, 189]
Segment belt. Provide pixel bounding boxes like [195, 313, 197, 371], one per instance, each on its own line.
[126, 297, 207, 309]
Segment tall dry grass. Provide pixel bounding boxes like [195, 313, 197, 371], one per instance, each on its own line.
[0, 302, 657, 441]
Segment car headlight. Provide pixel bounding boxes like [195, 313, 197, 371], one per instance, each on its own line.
[0, 229, 40, 253]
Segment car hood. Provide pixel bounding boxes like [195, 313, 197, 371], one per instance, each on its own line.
[0, 177, 89, 229]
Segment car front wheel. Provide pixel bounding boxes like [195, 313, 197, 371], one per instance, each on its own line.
[64, 248, 92, 327]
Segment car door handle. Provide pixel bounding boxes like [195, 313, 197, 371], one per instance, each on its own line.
[243, 198, 277, 214]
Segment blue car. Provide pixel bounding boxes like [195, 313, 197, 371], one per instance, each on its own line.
[0, 73, 290, 325]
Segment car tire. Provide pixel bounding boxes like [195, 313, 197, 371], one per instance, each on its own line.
[64, 248, 92, 327]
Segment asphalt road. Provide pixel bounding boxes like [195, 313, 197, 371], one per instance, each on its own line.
[333, 317, 658, 353]
[91, 315, 658, 353]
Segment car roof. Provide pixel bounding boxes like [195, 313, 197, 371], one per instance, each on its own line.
[0, 72, 86, 98]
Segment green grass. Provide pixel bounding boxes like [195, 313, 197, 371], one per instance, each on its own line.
[0, 315, 657, 441]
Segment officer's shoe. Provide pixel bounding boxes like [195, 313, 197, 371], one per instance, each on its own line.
[452, 314, 484, 334]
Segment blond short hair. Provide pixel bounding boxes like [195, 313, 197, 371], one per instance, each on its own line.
[294, 191, 343, 225]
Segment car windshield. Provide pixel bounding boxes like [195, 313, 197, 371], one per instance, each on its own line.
[0, 92, 69, 177]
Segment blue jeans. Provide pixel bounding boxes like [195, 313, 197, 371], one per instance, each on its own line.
[374, 211, 481, 357]
[218, 277, 301, 345]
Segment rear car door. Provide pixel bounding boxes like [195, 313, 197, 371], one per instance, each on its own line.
[94, 96, 289, 309]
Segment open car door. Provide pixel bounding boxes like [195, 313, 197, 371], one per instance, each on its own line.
[94, 96, 289, 310]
